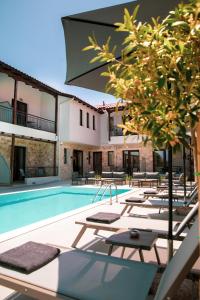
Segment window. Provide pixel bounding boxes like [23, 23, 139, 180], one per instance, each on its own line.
[108, 151, 114, 166]
[153, 150, 168, 172]
[93, 115, 96, 130]
[80, 109, 83, 126]
[64, 148, 67, 164]
[87, 112, 89, 128]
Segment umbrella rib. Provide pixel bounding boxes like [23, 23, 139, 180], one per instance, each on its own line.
[66, 17, 118, 29]
[67, 55, 122, 84]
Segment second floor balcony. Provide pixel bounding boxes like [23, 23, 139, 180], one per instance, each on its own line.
[110, 126, 123, 136]
[0, 104, 56, 133]
[110, 125, 138, 137]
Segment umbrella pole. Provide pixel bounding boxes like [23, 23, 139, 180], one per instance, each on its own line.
[183, 145, 187, 202]
[168, 146, 173, 261]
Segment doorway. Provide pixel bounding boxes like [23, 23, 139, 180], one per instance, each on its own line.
[153, 150, 168, 173]
[13, 146, 26, 181]
[123, 150, 140, 175]
[93, 152, 102, 175]
[12, 100, 27, 126]
[73, 150, 83, 176]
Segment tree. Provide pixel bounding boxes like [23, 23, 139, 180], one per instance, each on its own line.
[84, 0, 200, 150]
[84, 0, 200, 260]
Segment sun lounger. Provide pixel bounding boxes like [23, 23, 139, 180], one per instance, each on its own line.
[121, 186, 198, 216]
[143, 185, 197, 200]
[0, 220, 198, 300]
[71, 203, 198, 248]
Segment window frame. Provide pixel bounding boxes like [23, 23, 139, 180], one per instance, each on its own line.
[64, 148, 67, 164]
[93, 115, 96, 130]
[87, 112, 90, 128]
[80, 109, 83, 126]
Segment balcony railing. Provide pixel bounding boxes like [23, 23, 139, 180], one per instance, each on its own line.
[0, 104, 56, 133]
[0, 104, 13, 123]
[25, 167, 58, 178]
[110, 126, 138, 137]
[110, 126, 123, 136]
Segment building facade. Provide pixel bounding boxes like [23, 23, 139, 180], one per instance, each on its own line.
[0, 61, 192, 184]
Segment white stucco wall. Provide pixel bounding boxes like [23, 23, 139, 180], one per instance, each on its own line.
[58, 96, 71, 142]
[109, 135, 143, 145]
[40, 92, 55, 121]
[0, 121, 57, 141]
[59, 96, 101, 146]
[0, 73, 14, 102]
[100, 111, 109, 145]
[17, 81, 41, 116]
[0, 73, 55, 122]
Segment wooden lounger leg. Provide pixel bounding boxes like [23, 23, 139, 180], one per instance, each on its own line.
[94, 229, 99, 235]
[154, 244, 161, 265]
[120, 204, 129, 216]
[108, 245, 114, 256]
[127, 205, 133, 214]
[121, 247, 126, 258]
[71, 225, 88, 248]
[139, 249, 144, 262]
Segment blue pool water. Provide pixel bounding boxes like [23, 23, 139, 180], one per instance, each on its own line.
[0, 186, 129, 234]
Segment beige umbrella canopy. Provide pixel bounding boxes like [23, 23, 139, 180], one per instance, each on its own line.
[62, 0, 184, 93]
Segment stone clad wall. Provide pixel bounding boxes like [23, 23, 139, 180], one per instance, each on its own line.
[59, 142, 156, 180]
[0, 134, 55, 178]
[59, 143, 95, 180]
[15, 138, 54, 168]
[0, 135, 12, 166]
[96, 142, 153, 172]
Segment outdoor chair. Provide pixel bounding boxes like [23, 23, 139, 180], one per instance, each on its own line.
[131, 172, 160, 187]
[71, 203, 198, 248]
[120, 186, 198, 216]
[0, 220, 198, 300]
[85, 171, 96, 184]
[142, 185, 197, 201]
[71, 172, 87, 185]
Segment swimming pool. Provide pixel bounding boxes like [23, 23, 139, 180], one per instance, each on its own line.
[0, 186, 129, 234]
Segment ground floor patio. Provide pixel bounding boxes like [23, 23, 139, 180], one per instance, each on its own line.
[0, 182, 198, 299]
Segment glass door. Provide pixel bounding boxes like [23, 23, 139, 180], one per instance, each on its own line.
[73, 150, 83, 176]
[93, 152, 102, 175]
[13, 146, 26, 181]
[123, 150, 140, 175]
[153, 150, 168, 172]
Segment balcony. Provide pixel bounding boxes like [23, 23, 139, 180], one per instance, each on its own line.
[110, 126, 138, 137]
[0, 104, 56, 133]
[110, 126, 123, 136]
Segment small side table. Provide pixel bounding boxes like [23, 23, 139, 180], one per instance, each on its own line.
[105, 230, 160, 264]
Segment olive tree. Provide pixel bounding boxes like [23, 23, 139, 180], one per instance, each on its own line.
[84, 0, 200, 150]
[84, 0, 200, 259]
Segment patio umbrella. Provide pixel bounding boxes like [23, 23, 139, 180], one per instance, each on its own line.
[62, 0, 185, 93]
[62, 0, 186, 260]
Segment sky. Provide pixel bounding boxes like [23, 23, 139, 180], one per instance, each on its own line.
[0, 0, 131, 105]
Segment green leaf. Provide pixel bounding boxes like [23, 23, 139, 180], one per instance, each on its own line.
[83, 45, 94, 51]
[90, 56, 101, 64]
[171, 21, 190, 28]
[132, 5, 139, 21]
[157, 75, 165, 88]
[186, 68, 192, 82]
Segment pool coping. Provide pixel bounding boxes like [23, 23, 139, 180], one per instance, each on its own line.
[0, 185, 133, 243]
